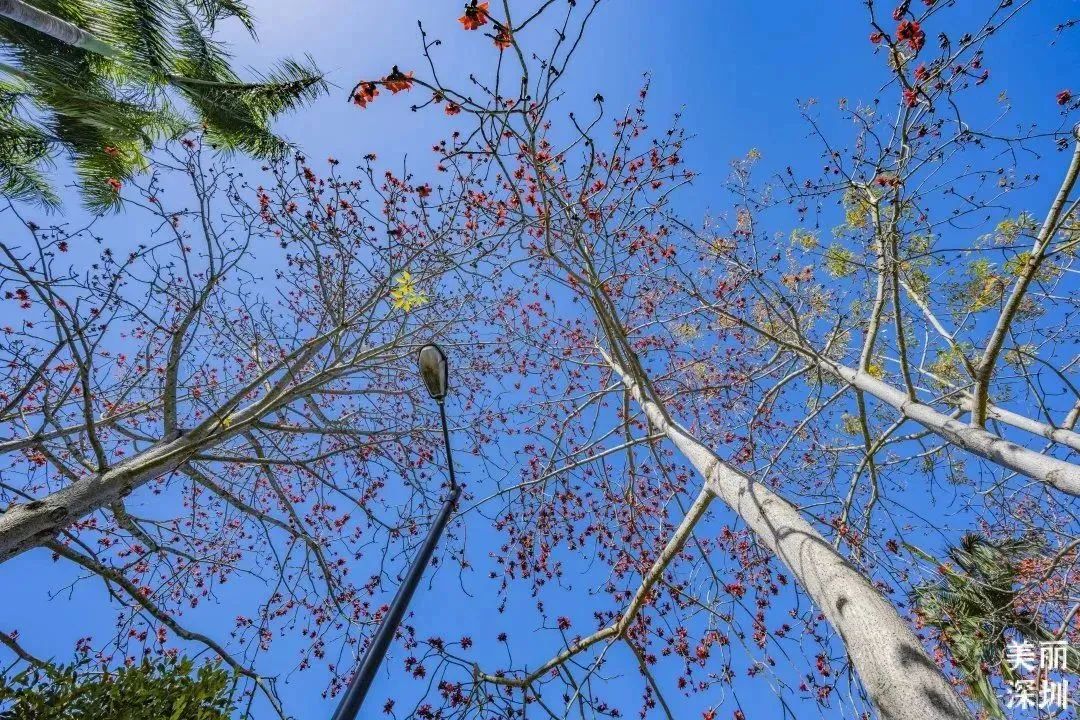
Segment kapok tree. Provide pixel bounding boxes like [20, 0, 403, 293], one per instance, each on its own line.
[0, 137, 496, 714]
[340, 1, 1013, 719]
[666, 1, 1080, 708]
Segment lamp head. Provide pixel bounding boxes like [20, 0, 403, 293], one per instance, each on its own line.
[417, 343, 449, 401]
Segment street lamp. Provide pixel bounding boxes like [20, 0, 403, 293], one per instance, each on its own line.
[330, 343, 462, 720]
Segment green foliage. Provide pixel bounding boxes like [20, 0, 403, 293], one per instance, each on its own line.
[990, 212, 1038, 245]
[0, 657, 234, 720]
[790, 227, 819, 250]
[911, 534, 1049, 719]
[926, 343, 971, 388]
[958, 258, 1006, 312]
[0, 0, 325, 211]
[823, 244, 856, 277]
[0, 75, 58, 206]
[842, 186, 873, 229]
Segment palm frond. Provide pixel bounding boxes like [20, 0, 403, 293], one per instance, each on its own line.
[910, 534, 1047, 719]
[0, 0, 323, 208]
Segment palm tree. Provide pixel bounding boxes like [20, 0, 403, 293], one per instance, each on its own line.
[912, 534, 1054, 718]
[0, 0, 325, 210]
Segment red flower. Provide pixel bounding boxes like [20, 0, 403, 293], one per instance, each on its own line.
[493, 24, 512, 50]
[383, 66, 414, 94]
[903, 88, 919, 107]
[913, 63, 928, 82]
[103, 145, 119, 157]
[1057, 89, 1073, 106]
[459, 2, 489, 31]
[556, 616, 571, 630]
[869, 31, 884, 44]
[352, 81, 379, 108]
[896, 20, 925, 52]
[445, 102, 462, 116]
[417, 184, 431, 199]
[106, 178, 122, 192]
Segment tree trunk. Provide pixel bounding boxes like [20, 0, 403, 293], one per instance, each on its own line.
[0, 0, 120, 57]
[0, 434, 192, 562]
[610, 358, 974, 720]
[823, 360, 1080, 496]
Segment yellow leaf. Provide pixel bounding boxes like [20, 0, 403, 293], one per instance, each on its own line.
[389, 270, 428, 312]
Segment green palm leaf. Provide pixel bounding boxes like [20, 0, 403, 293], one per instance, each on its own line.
[0, 0, 324, 210]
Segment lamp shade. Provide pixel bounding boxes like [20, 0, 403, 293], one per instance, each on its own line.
[417, 344, 449, 400]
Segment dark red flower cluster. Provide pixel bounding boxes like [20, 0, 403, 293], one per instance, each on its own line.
[1058, 89, 1073, 106]
[493, 24, 512, 50]
[459, 1, 488, 31]
[896, 19, 925, 51]
[383, 66, 414, 94]
[352, 82, 378, 108]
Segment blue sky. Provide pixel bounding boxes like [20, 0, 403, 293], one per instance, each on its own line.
[2, 1, 1078, 719]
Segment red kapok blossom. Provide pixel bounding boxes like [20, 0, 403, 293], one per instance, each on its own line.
[445, 102, 462, 116]
[352, 81, 379, 108]
[493, 24, 512, 50]
[103, 145, 119, 157]
[869, 31, 884, 44]
[913, 63, 928, 82]
[1057, 89, 1073, 106]
[383, 66, 414, 94]
[903, 88, 919, 107]
[417, 184, 431, 199]
[106, 178, 122, 192]
[896, 19, 925, 52]
[459, 1, 488, 31]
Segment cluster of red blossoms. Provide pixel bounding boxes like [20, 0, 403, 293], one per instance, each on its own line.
[895, 19, 925, 52]
[868, 16, 925, 53]
[459, 1, 513, 49]
[353, 4, 510, 111]
[351, 66, 414, 108]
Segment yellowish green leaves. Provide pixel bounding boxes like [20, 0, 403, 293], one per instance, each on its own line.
[791, 228, 819, 250]
[389, 271, 428, 312]
[843, 187, 873, 230]
[824, 245, 857, 277]
[992, 212, 1038, 244]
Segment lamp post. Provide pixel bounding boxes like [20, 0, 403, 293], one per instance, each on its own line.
[330, 343, 461, 720]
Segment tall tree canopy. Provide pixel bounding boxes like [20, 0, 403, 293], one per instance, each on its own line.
[0, 1, 1077, 719]
[0, 0, 324, 210]
[0, 655, 233, 719]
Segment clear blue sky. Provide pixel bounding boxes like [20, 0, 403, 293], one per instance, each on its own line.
[1, 2, 1077, 719]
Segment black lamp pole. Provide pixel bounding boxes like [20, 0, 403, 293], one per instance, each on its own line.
[330, 344, 460, 720]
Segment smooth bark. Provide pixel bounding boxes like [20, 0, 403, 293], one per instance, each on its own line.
[610, 358, 974, 720]
[0, 0, 120, 57]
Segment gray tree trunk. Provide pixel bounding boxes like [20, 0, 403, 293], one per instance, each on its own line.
[611, 359, 974, 720]
[0, 0, 120, 57]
